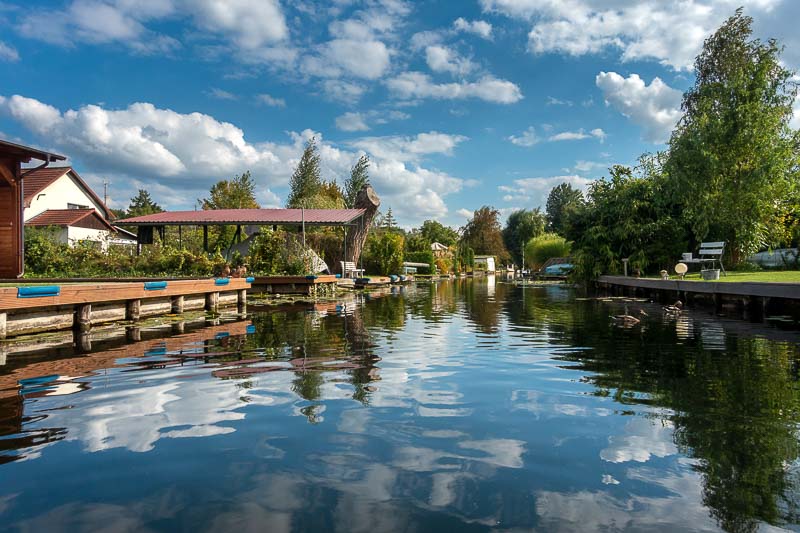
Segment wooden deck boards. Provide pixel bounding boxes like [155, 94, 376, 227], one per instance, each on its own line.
[597, 275, 800, 300]
[0, 278, 251, 311]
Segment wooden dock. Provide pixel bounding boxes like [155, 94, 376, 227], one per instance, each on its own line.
[249, 275, 338, 296]
[0, 278, 251, 339]
[597, 275, 800, 318]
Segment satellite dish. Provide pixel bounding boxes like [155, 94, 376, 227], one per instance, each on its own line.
[675, 262, 688, 275]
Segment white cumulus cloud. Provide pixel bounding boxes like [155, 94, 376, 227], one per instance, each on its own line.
[453, 17, 493, 40]
[425, 45, 475, 75]
[596, 71, 683, 143]
[387, 72, 523, 104]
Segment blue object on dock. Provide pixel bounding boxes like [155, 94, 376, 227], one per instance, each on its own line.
[17, 285, 60, 298]
[246, 324, 256, 334]
[245, 277, 255, 283]
[214, 278, 230, 286]
[144, 281, 167, 291]
[389, 274, 399, 283]
[335, 274, 342, 279]
[305, 275, 318, 280]
[215, 332, 230, 340]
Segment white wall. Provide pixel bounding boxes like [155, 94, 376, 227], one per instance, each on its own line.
[67, 226, 111, 251]
[25, 173, 106, 221]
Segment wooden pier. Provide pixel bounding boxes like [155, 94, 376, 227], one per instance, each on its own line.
[597, 275, 800, 318]
[0, 278, 251, 339]
[249, 275, 338, 296]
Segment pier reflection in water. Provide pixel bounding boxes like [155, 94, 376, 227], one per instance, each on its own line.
[1, 280, 800, 532]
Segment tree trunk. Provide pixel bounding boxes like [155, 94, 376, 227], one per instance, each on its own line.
[340, 185, 380, 272]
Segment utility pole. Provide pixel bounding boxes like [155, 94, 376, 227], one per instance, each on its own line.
[103, 180, 109, 206]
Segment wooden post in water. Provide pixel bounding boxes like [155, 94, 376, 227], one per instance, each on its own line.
[126, 299, 141, 321]
[205, 292, 219, 313]
[172, 295, 184, 314]
[237, 289, 247, 315]
[126, 326, 141, 342]
[0, 311, 6, 340]
[75, 304, 92, 332]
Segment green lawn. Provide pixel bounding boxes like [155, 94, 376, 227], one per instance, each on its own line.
[672, 271, 800, 283]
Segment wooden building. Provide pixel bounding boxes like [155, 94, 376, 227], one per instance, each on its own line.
[0, 140, 65, 278]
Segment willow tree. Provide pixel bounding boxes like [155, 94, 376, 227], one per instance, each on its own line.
[666, 9, 799, 262]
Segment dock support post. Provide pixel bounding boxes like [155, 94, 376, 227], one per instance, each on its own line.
[126, 299, 141, 321]
[76, 332, 91, 352]
[126, 327, 141, 343]
[172, 295, 184, 314]
[0, 312, 6, 340]
[237, 289, 247, 315]
[0, 342, 7, 366]
[713, 294, 722, 314]
[172, 321, 185, 334]
[762, 297, 770, 320]
[75, 304, 92, 333]
[205, 292, 219, 313]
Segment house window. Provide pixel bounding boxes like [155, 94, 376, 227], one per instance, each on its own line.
[68, 203, 89, 209]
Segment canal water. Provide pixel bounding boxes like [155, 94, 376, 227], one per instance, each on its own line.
[2, 278, 800, 532]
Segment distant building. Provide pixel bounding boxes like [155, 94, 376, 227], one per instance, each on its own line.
[474, 255, 496, 272]
[430, 241, 449, 258]
[22, 166, 134, 249]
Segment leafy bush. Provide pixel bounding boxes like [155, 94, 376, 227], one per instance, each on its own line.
[524, 233, 571, 270]
[405, 250, 435, 272]
[362, 231, 404, 275]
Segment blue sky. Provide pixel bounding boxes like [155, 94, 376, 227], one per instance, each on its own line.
[1, 0, 798, 228]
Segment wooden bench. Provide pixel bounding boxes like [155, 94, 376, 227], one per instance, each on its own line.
[681, 241, 726, 274]
[340, 261, 365, 278]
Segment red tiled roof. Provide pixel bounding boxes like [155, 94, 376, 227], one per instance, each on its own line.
[117, 208, 367, 226]
[22, 166, 70, 202]
[22, 166, 113, 220]
[26, 208, 116, 232]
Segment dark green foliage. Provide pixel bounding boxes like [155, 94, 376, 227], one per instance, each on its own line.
[362, 231, 404, 275]
[565, 155, 688, 280]
[419, 220, 458, 246]
[344, 155, 370, 208]
[200, 171, 259, 210]
[405, 250, 435, 272]
[461, 206, 509, 263]
[545, 182, 584, 235]
[126, 189, 163, 218]
[502, 208, 546, 266]
[666, 9, 800, 262]
[287, 138, 323, 208]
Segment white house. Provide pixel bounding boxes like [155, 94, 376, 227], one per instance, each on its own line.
[23, 166, 134, 249]
[474, 255, 496, 272]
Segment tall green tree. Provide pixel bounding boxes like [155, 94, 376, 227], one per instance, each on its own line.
[382, 208, 397, 229]
[666, 9, 800, 262]
[546, 182, 584, 236]
[287, 138, 323, 208]
[502, 208, 546, 266]
[461, 206, 509, 263]
[567, 154, 688, 280]
[344, 155, 370, 208]
[419, 220, 458, 246]
[126, 189, 163, 218]
[200, 171, 259, 210]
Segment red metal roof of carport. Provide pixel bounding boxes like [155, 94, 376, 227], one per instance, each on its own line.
[116, 208, 367, 226]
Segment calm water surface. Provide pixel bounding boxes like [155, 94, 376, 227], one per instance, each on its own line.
[2, 278, 800, 532]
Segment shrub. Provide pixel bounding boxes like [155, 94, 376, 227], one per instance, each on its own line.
[405, 250, 435, 272]
[363, 231, 404, 275]
[524, 233, 572, 270]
